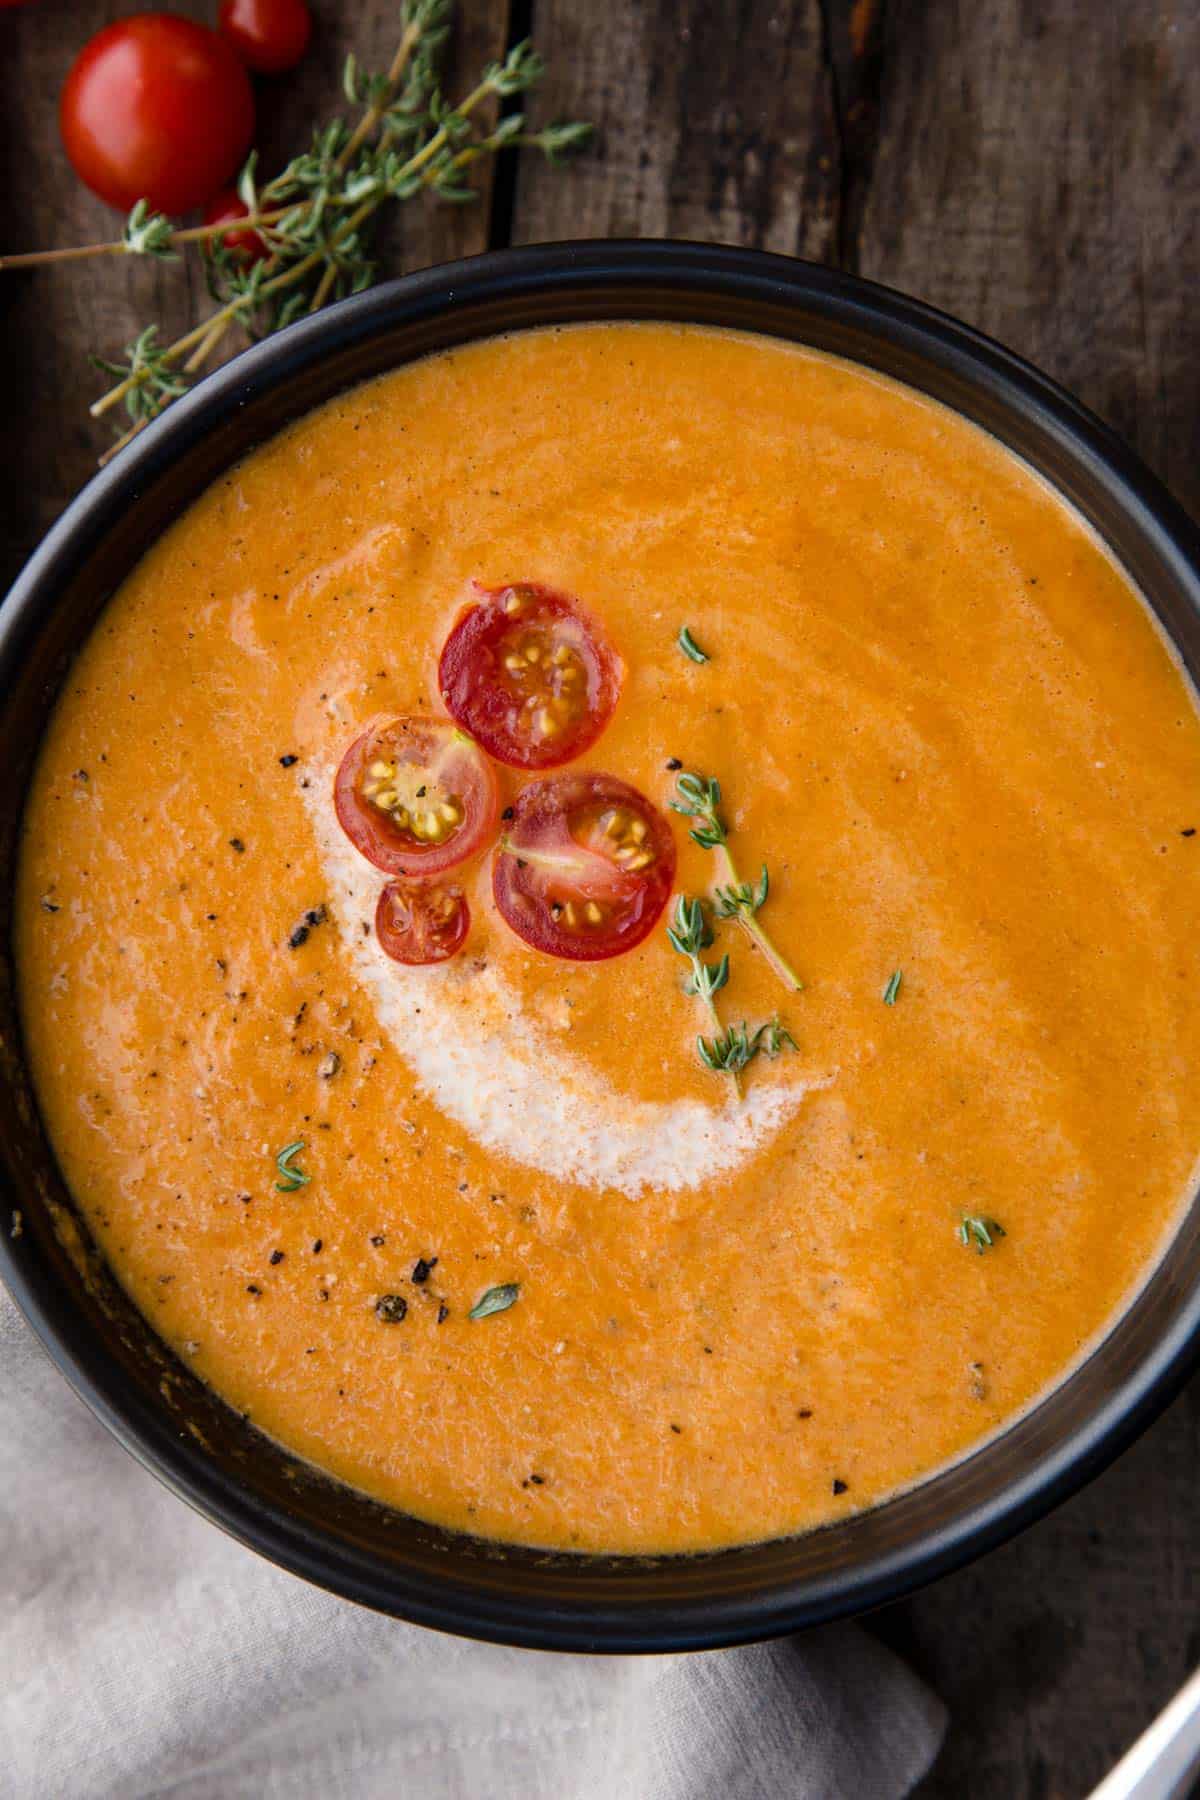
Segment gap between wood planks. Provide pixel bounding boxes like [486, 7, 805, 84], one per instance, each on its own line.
[484, 0, 887, 267]
[819, 0, 886, 270]
[487, 0, 536, 251]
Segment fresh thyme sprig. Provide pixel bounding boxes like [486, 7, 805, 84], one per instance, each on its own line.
[670, 770, 804, 993]
[667, 897, 799, 1094]
[666, 894, 741, 1095]
[958, 1214, 1005, 1253]
[882, 969, 903, 1005]
[698, 1015, 798, 1075]
[3, 1, 590, 461]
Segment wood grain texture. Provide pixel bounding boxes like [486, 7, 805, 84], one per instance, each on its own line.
[508, 0, 840, 256]
[0, 0, 509, 585]
[857, 0, 1200, 516]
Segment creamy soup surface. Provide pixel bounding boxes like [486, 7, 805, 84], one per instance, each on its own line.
[16, 324, 1200, 1553]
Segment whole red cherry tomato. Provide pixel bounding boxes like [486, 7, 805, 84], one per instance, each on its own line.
[202, 189, 269, 263]
[218, 0, 311, 73]
[59, 15, 255, 216]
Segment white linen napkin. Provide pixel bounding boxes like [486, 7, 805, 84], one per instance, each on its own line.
[0, 1293, 945, 1798]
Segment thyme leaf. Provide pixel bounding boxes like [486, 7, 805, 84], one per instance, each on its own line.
[90, 325, 190, 427]
[669, 772, 727, 849]
[713, 863, 769, 920]
[122, 201, 177, 261]
[883, 969, 903, 1005]
[274, 1140, 311, 1192]
[469, 1282, 520, 1319]
[677, 625, 710, 664]
[697, 1016, 798, 1074]
[958, 1214, 1005, 1254]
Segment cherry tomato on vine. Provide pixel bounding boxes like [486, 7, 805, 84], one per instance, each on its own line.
[492, 773, 676, 961]
[202, 189, 269, 263]
[375, 879, 470, 965]
[218, 0, 311, 73]
[60, 15, 255, 216]
[334, 716, 500, 880]
[439, 581, 624, 771]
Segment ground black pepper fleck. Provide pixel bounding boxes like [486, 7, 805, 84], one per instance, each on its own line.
[797, 1408, 813, 1420]
[246, 1284, 261, 1296]
[412, 1257, 438, 1284]
[832, 1478, 848, 1495]
[229, 837, 245, 853]
[376, 1293, 408, 1323]
[289, 905, 328, 950]
[279, 753, 299, 767]
[437, 1302, 450, 1324]
[312, 1238, 323, 1254]
[666, 757, 683, 770]
[1183, 827, 1196, 837]
[269, 1250, 285, 1265]
[370, 1234, 385, 1247]
[669, 1423, 682, 1434]
[501, 806, 515, 820]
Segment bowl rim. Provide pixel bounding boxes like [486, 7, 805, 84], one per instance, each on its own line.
[4, 238, 1200, 1652]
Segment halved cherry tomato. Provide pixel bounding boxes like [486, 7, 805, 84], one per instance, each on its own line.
[59, 15, 255, 216]
[493, 773, 675, 961]
[202, 189, 269, 263]
[438, 581, 623, 771]
[335, 716, 499, 879]
[376, 879, 469, 965]
[218, 0, 311, 74]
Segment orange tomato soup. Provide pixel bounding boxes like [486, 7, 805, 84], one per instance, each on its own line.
[15, 324, 1200, 1552]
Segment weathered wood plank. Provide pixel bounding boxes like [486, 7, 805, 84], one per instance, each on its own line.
[0, 0, 510, 585]
[858, 0, 1200, 516]
[509, 0, 839, 256]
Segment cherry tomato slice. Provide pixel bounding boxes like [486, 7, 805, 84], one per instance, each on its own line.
[493, 773, 676, 961]
[376, 879, 469, 965]
[59, 15, 255, 217]
[334, 717, 499, 879]
[218, 0, 312, 74]
[438, 582, 623, 771]
[202, 189, 269, 263]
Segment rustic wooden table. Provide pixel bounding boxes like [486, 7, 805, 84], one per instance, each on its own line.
[2, 2, 1198, 1793]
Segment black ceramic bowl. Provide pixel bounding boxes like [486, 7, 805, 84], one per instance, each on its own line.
[3, 242, 1200, 1653]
